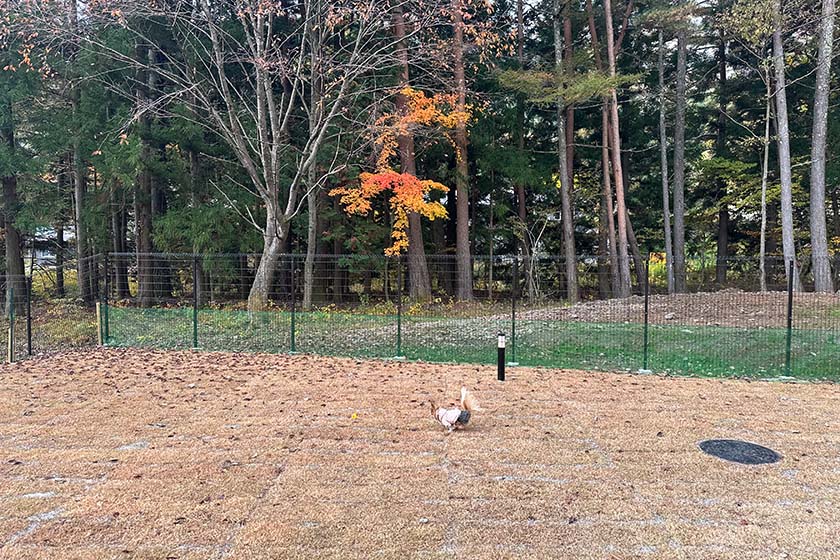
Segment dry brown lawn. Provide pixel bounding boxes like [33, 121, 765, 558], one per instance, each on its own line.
[0, 348, 839, 559]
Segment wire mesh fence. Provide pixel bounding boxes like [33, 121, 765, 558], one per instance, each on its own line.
[67, 252, 840, 380]
[2, 250, 836, 379]
[0, 252, 103, 362]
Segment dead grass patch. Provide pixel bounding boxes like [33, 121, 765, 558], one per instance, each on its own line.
[0, 348, 839, 559]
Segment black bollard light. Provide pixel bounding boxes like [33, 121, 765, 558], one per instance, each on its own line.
[497, 331, 506, 381]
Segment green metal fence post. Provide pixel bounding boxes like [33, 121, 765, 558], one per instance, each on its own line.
[642, 255, 650, 372]
[396, 255, 403, 358]
[192, 256, 199, 349]
[290, 258, 297, 353]
[785, 259, 794, 376]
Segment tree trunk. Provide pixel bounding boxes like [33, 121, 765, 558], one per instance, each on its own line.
[658, 30, 675, 294]
[515, 0, 526, 224]
[626, 210, 645, 289]
[516, 0, 524, 63]
[332, 196, 346, 303]
[67, 0, 92, 306]
[598, 195, 611, 298]
[187, 146, 208, 305]
[672, 27, 688, 293]
[393, 6, 432, 301]
[134, 42, 156, 307]
[303, 185, 318, 310]
[619, 151, 646, 290]
[767, 202, 779, 259]
[72, 104, 90, 305]
[715, 29, 729, 286]
[110, 197, 129, 300]
[808, 0, 835, 292]
[440, 187, 457, 296]
[759, 66, 772, 292]
[56, 161, 67, 298]
[55, 223, 65, 297]
[135, 168, 154, 307]
[564, 0, 575, 198]
[554, 0, 578, 304]
[302, 182, 318, 311]
[151, 169, 171, 300]
[452, 0, 473, 301]
[248, 207, 286, 310]
[514, 0, 529, 291]
[1, 100, 25, 316]
[772, 23, 801, 290]
[601, 105, 620, 294]
[833, 189, 840, 288]
[488, 192, 495, 299]
[239, 255, 250, 300]
[2, 176, 25, 317]
[716, 206, 730, 284]
[586, 0, 619, 296]
[406, 212, 431, 300]
[303, 0, 324, 311]
[603, 0, 631, 297]
[564, 104, 577, 296]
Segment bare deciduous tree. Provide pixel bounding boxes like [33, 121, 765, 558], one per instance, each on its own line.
[62, 0, 424, 310]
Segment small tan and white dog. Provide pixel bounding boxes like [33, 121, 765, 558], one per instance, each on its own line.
[430, 387, 482, 432]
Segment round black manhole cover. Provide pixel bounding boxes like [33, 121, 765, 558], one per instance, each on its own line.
[698, 439, 782, 465]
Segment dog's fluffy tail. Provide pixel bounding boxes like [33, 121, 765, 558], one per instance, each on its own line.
[460, 387, 482, 412]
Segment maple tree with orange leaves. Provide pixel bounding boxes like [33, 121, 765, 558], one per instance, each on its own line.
[331, 170, 448, 256]
[331, 87, 470, 256]
[372, 87, 471, 170]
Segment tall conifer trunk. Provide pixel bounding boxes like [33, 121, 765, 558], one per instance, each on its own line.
[394, 6, 432, 300]
[452, 0, 473, 301]
[603, 0, 631, 297]
[673, 27, 688, 293]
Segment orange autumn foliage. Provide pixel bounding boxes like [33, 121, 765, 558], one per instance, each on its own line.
[330, 171, 448, 256]
[375, 87, 472, 169]
[332, 87, 465, 256]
